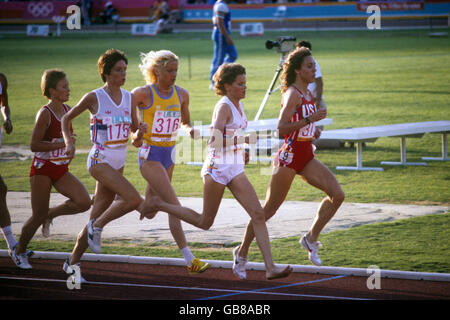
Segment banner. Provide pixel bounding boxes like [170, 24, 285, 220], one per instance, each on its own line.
[0, 1, 76, 21]
[131, 23, 157, 36]
[357, 2, 425, 11]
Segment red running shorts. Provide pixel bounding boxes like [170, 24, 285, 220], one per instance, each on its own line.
[29, 157, 69, 182]
[274, 140, 315, 174]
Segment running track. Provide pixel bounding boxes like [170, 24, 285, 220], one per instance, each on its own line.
[1, 254, 449, 302]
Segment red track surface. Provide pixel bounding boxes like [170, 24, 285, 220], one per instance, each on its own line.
[1, 257, 449, 301]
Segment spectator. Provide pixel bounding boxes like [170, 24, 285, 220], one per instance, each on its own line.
[100, 1, 119, 24]
[209, 0, 238, 90]
[150, 0, 169, 23]
[155, 13, 173, 33]
[297, 40, 326, 111]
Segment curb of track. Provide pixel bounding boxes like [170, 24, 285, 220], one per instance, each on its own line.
[2, 249, 449, 282]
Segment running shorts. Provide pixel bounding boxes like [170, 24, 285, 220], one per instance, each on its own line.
[138, 143, 176, 170]
[29, 157, 69, 182]
[201, 151, 245, 186]
[87, 144, 127, 171]
[274, 139, 315, 173]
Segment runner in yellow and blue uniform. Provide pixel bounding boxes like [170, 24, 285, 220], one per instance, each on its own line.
[132, 50, 210, 274]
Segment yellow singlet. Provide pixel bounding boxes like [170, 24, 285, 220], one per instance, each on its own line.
[139, 84, 182, 147]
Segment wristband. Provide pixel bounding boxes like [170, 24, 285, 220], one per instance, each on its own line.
[304, 117, 311, 125]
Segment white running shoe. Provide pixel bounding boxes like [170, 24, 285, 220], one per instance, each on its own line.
[209, 83, 215, 91]
[87, 219, 102, 254]
[63, 259, 86, 284]
[232, 246, 248, 280]
[10, 245, 32, 269]
[300, 235, 322, 266]
[42, 219, 52, 238]
[8, 246, 34, 258]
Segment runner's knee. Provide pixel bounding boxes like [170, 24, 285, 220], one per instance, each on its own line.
[122, 192, 143, 212]
[331, 189, 345, 206]
[198, 216, 214, 230]
[250, 208, 266, 225]
[75, 195, 92, 212]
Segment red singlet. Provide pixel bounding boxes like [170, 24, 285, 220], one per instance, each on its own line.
[274, 86, 317, 173]
[29, 104, 73, 182]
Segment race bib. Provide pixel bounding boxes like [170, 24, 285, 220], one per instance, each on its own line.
[299, 122, 315, 139]
[299, 103, 316, 139]
[278, 147, 294, 166]
[139, 143, 151, 160]
[33, 158, 46, 169]
[103, 116, 131, 146]
[49, 138, 71, 165]
[151, 110, 181, 141]
[90, 144, 106, 162]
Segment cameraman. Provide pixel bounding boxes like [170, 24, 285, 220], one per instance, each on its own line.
[209, 0, 238, 90]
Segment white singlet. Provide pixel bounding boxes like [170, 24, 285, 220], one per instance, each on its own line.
[87, 87, 132, 171]
[201, 96, 248, 185]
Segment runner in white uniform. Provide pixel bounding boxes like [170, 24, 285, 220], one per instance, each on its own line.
[87, 87, 132, 171]
[61, 49, 148, 280]
[201, 95, 247, 185]
[140, 63, 292, 280]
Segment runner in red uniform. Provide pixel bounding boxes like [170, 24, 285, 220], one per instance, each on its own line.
[232, 48, 345, 279]
[10, 69, 91, 269]
[29, 103, 73, 181]
[276, 85, 317, 173]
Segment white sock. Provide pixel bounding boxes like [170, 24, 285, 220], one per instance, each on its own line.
[180, 247, 195, 266]
[1, 225, 18, 250]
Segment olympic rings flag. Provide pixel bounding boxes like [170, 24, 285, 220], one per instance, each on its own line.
[22, 1, 76, 21]
[27, 2, 54, 18]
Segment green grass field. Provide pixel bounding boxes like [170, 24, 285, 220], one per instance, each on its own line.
[1, 29, 449, 203]
[0, 29, 449, 273]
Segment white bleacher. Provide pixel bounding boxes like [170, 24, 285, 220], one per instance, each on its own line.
[178, 120, 450, 171]
[320, 121, 450, 171]
[178, 117, 333, 137]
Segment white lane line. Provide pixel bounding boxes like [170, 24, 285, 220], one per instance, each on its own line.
[0, 275, 372, 300]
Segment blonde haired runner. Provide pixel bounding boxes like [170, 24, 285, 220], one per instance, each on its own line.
[132, 50, 210, 273]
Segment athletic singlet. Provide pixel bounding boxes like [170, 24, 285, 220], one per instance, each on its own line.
[208, 95, 248, 164]
[284, 86, 317, 145]
[138, 84, 182, 148]
[90, 87, 132, 149]
[34, 104, 73, 166]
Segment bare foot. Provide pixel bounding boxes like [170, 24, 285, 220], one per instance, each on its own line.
[138, 195, 161, 220]
[266, 265, 292, 280]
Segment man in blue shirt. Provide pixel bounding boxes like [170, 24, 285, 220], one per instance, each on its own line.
[209, 0, 238, 90]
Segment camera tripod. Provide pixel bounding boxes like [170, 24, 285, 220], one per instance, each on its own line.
[253, 52, 288, 121]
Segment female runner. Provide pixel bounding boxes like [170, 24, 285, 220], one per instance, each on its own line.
[233, 47, 344, 279]
[141, 63, 292, 280]
[12, 69, 91, 269]
[61, 49, 148, 279]
[131, 50, 209, 273]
